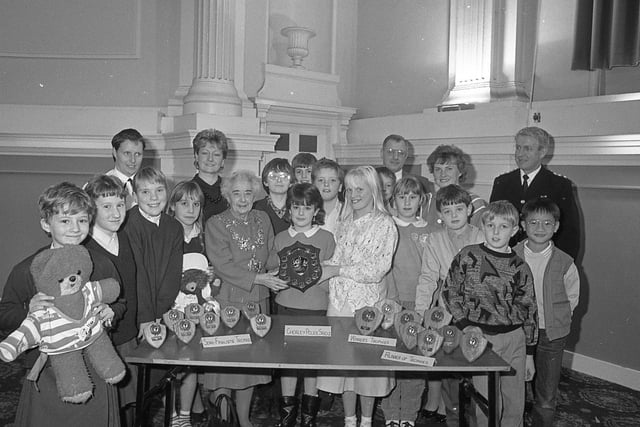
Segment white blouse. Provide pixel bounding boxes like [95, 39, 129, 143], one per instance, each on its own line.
[326, 212, 398, 314]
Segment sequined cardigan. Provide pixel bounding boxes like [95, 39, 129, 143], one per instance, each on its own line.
[205, 209, 277, 305]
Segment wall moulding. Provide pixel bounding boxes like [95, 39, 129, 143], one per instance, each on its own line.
[0, 0, 141, 59]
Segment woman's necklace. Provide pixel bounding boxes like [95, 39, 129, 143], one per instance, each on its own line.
[223, 213, 266, 272]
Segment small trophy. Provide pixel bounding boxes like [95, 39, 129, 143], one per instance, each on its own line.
[199, 311, 220, 336]
[394, 309, 423, 337]
[354, 306, 383, 336]
[277, 242, 322, 292]
[242, 301, 261, 320]
[202, 300, 220, 315]
[250, 313, 272, 338]
[221, 305, 241, 329]
[442, 325, 462, 354]
[185, 303, 203, 324]
[143, 322, 167, 348]
[374, 299, 402, 330]
[461, 326, 488, 362]
[399, 321, 424, 350]
[162, 309, 184, 332]
[175, 319, 197, 345]
[423, 306, 452, 330]
[418, 329, 444, 357]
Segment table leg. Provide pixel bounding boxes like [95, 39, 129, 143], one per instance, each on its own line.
[164, 378, 174, 427]
[134, 364, 149, 427]
[488, 372, 499, 427]
[458, 377, 467, 427]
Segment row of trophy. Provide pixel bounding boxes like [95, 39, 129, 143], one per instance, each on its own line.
[142, 300, 272, 349]
[354, 299, 488, 362]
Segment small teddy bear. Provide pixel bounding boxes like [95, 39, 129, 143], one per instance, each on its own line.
[0, 245, 126, 403]
[172, 253, 220, 312]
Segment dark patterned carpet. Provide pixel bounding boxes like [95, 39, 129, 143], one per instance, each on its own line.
[1, 359, 639, 426]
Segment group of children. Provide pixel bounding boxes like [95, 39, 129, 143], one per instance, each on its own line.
[0, 131, 579, 427]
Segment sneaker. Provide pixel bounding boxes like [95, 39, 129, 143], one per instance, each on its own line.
[170, 413, 192, 427]
[419, 409, 447, 423]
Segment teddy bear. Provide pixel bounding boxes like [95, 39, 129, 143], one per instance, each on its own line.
[0, 245, 126, 403]
[172, 252, 220, 312]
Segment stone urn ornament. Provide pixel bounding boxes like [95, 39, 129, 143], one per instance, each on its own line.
[281, 26, 316, 69]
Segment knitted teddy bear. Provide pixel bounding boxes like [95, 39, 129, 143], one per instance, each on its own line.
[0, 245, 126, 403]
[172, 252, 220, 312]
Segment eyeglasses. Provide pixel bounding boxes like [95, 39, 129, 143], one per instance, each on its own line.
[384, 148, 407, 156]
[267, 171, 291, 181]
[526, 219, 556, 229]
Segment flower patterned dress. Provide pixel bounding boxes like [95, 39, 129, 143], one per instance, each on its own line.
[317, 211, 398, 396]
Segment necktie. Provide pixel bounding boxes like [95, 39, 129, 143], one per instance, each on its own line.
[125, 178, 134, 209]
[522, 174, 529, 195]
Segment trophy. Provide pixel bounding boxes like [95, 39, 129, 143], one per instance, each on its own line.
[242, 301, 261, 320]
[394, 309, 423, 337]
[374, 299, 402, 330]
[354, 306, 383, 336]
[175, 319, 197, 345]
[199, 311, 220, 336]
[162, 309, 184, 332]
[442, 325, 462, 354]
[185, 303, 203, 324]
[277, 242, 322, 292]
[418, 329, 444, 357]
[461, 326, 488, 362]
[221, 305, 241, 329]
[399, 321, 424, 350]
[142, 322, 167, 348]
[250, 313, 272, 338]
[423, 306, 452, 330]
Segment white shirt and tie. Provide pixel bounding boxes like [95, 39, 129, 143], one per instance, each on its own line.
[106, 168, 137, 209]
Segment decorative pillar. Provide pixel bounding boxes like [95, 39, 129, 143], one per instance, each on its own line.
[183, 0, 242, 115]
[441, 0, 536, 105]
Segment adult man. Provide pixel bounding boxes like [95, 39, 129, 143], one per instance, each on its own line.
[380, 133, 433, 200]
[490, 127, 580, 259]
[106, 128, 146, 208]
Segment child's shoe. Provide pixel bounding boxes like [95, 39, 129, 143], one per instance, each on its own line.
[360, 416, 372, 427]
[385, 421, 401, 427]
[345, 415, 358, 427]
[400, 422, 415, 427]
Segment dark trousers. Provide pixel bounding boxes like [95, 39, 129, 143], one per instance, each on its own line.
[532, 329, 567, 427]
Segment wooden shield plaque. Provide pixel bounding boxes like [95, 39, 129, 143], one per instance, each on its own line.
[418, 329, 444, 357]
[399, 321, 424, 350]
[277, 241, 322, 292]
[242, 301, 261, 320]
[162, 309, 184, 332]
[354, 306, 383, 336]
[423, 306, 453, 331]
[143, 322, 166, 348]
[221, 305, 241, 329]
[461, 326, 488, 362]
[394, 309, 423, 337]
[374, 299, 403, 330]
[250, 313, 272, 337]
[442, 325, 462, 354]
[199, 311, 220, 336]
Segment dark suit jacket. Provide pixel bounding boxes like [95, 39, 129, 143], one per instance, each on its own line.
[490, 167, 580, 259]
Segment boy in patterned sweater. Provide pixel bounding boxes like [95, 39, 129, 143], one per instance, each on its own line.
[443, 200, 538, 427]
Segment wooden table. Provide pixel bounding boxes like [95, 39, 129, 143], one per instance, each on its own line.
[125, 315, 510, 426]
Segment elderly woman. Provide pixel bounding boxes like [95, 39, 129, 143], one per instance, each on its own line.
[203, 170, 289, 427]
[424, 144, 487, 228]
[191, 128, 230, 224]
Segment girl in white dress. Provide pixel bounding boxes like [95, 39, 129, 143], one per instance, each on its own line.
[316, 165, 398, 427]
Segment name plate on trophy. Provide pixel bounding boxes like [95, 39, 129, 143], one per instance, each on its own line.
[277, 241, 322, 292]
[380, 350, 436, 367]
[201, 334, 252, 348]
